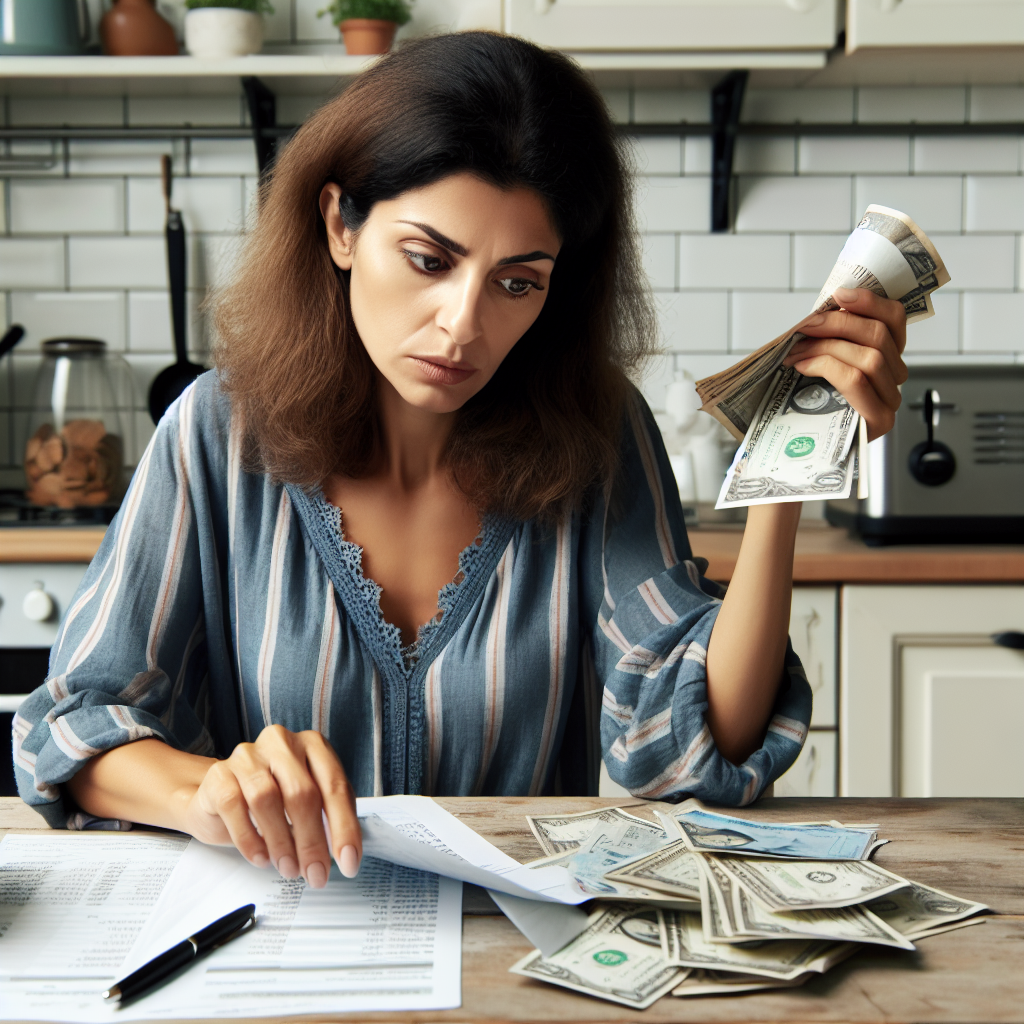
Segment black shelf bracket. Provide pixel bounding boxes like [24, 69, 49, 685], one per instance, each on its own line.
[242, 76, 278, 179]
[710, 70, 748, 233]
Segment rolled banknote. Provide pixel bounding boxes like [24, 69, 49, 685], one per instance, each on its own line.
[701, 206, 949, 508]
[510, 905, 686, 1009]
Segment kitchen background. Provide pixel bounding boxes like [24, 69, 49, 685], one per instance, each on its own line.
[0, 3, 1023, 489]
[0, 0, 1021, 801]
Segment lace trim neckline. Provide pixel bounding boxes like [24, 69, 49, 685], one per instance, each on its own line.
[312, 494, 487, 672]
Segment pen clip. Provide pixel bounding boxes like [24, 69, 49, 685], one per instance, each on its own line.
[205, 910, 257, 953]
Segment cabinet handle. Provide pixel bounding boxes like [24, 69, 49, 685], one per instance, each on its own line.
[992, 631, 1024, 650]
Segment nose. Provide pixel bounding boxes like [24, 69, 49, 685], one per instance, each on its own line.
[436, 271, 484, 349]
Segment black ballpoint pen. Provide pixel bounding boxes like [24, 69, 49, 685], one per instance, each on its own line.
[103, 904, 256, 1006]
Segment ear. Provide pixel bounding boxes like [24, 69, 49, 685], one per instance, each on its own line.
[319, 182, 356, 271]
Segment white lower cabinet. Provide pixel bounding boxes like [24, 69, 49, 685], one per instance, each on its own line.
[841, 584, 1024, 798]
[775, 729, 836, 797]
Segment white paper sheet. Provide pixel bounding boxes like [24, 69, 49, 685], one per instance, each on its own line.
[0, 834, 189, 979]
[355, 796, 592, 955]
[0, 836, 462, 1022]
[356, 795, 588, 905]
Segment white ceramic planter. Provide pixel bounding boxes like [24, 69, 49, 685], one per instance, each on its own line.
[184, 9, 263, 58]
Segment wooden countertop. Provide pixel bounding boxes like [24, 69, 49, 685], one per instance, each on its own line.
[692, 525, 1024, 584]
[1, 523, 1022, 583]
[2, 796, 1021, 1023]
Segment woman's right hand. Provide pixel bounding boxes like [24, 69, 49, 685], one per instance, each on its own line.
[182, 725, 362, 888]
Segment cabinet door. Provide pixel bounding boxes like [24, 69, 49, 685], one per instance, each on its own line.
[899, 644, 1024, 798]
[841, 585, 1024, 797]
[790, 586, 837, 728]
[505, 0, 839, 52]
[774, 730, 836, 797]
[848, 0, 1024, 50]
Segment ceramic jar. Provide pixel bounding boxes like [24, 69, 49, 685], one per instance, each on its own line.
[184, 8, 263, 58]
[339, 18, 397, 55]
[100, 0, 178, 56]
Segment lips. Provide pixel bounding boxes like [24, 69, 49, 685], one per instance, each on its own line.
[411, 356, 477, 386]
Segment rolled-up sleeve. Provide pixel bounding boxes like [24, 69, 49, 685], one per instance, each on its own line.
[581, 395, 811, 806]
[12, 381, 227, 827]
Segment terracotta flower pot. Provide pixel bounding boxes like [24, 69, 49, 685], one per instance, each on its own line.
[100, 0, 178, 56]
[339, 18, 397, 55]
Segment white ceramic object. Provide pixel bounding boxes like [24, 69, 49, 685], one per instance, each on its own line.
[184, 8, 262, 58]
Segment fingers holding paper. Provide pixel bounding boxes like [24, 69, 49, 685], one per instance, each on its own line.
[186, 725, 362, 887]
[783, 288, 908, 442]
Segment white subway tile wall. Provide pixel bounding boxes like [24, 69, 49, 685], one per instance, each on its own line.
[1, 83, 1022, 476]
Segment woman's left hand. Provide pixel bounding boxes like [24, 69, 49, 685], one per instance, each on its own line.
[782, 285, 908, 441]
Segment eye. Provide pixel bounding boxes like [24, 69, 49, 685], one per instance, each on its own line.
[403, 249, 449, 274]
[496, 277, 543, 298]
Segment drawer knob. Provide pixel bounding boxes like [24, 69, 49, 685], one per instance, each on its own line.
[22, 585, 54, 623]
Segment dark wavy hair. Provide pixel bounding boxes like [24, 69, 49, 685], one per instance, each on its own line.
[214, 31, 656, 521]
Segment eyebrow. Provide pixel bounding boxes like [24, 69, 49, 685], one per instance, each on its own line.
[399, 221, 556, 265]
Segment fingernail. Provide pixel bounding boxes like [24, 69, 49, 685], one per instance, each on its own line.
[306, 861, 328, 889]
[803, 314, 825, 327]
[339, 845, 360, 878]
[252, 852, 269, 869]
[833, 286, 857, 301]
[278, 855, 299, 879]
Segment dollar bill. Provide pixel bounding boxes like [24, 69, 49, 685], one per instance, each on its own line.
[716, 369, 860, 507]
[698, 205, 950, 442]
[526, 823, 695, 905]
[661, 909, 856, 981]
[526, 806, 661, 857]
[510, 905, 687, 1009]
[603, 840, 702, 902]
[701, 206, 949, 508]
[671, 968, 810, 997]
[730, 878, 915, 950]
[658, 803, 877, 860]
[715, 856, 908, 911]
[865, 879, 988, 938]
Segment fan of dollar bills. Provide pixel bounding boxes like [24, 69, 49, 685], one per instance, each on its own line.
[699, 206, 950, 509]
[511, 801, 987, 1009]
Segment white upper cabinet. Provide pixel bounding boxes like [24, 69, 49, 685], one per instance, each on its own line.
[847, 0, 1024, 50]
[504, 0, 840, 51]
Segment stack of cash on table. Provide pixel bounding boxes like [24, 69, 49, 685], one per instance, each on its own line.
[511, 801, 988, 1009]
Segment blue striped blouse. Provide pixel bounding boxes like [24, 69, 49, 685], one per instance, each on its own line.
[14, 373, 811, 827]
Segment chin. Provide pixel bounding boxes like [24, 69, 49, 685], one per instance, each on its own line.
[398, 382, 475, 414]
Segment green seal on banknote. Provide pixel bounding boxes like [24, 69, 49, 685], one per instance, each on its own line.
[593, 950, 628, 966]
[784, 436, 815, 458]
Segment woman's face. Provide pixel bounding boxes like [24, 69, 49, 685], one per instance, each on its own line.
[320, 172, 561, 415]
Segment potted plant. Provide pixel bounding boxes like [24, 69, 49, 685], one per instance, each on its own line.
[183, 0, 273, 58]
[319, 0, 413, 56]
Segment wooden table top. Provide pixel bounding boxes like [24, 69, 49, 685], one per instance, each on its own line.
[3, 524, 1021, 584]
[2, 796, 1021, 1023]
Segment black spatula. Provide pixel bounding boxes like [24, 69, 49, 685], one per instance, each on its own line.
[148, 155, 204, 425]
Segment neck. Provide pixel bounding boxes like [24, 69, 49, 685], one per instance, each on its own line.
[376, 376, 456, 489]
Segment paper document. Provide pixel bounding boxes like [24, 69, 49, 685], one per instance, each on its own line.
[1, 834, 462, 1022]
[0, 834, 188, 979]
[356, 796, 589, 905]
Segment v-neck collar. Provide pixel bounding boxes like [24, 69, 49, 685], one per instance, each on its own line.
[287, 484, 517, 794]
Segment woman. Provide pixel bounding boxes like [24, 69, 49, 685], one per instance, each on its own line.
[14, 33, 906, 891]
